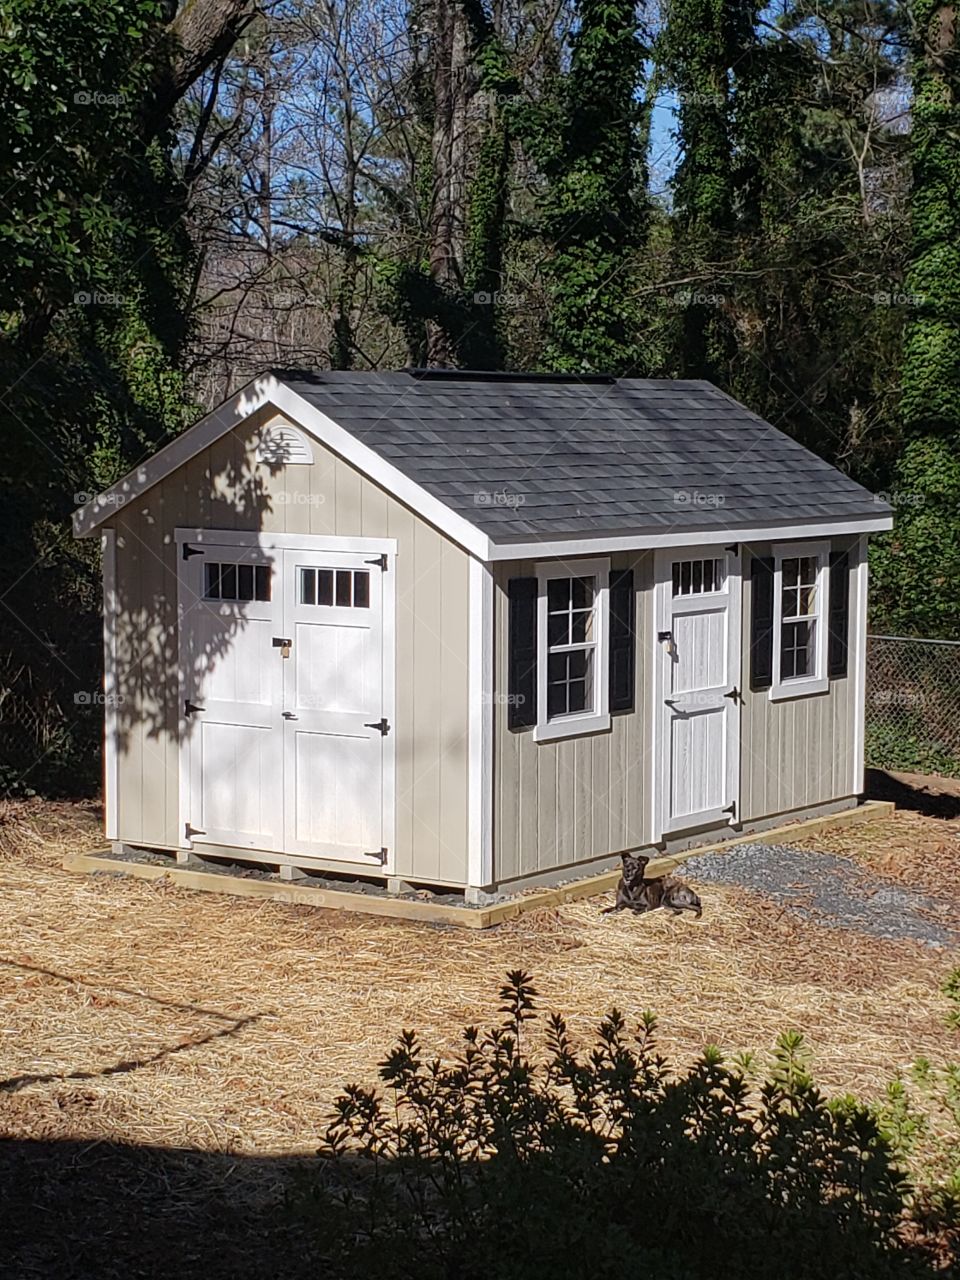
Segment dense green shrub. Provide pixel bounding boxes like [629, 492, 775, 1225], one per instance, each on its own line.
[306, 973, 956, 1279]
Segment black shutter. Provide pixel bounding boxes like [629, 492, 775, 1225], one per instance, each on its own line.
[828, 549, 851, 678]
[750, 555, 775, 691]
[507, 578, 538, 729]
[608, 569, 635, 712]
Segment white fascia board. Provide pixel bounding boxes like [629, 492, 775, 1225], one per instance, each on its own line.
[486, 515, 893, 562]
[73, 377, 494, 561]
[73, 375, 280, 538]
[268, 383, 492, 560]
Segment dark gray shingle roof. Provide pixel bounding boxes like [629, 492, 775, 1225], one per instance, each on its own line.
[275, 370, 888, 543]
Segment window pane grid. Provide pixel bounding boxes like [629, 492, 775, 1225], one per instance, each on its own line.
[299, 568, 370, 608]
[672, 557, 726, 597]
[546, 575, 597, 718]
[203, 561, 270, 602]
[777, 554, 822, 684]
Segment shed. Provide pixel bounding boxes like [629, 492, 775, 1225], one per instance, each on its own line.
[74, 369, 894, 901]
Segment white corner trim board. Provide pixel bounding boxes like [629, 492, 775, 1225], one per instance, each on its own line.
[101, 528, 119, 842]
[851, 535, 869, 795]
[73, 375, 894, 559]
[467, 557, 494, 888]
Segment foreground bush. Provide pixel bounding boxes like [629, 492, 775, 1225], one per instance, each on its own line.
[307, 973, 956, 1279]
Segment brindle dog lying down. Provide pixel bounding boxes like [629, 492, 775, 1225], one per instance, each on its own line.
[603, 852, 703, 918]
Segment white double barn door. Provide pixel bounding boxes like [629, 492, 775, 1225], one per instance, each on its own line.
[655, 546, 742, 835]
[179, 536, 390, 864]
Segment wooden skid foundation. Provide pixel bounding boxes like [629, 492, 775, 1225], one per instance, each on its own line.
[64, 800, 894, 930]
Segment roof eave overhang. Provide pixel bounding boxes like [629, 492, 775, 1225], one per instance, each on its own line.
[484, 514, 893, 561]
[73, 375, 894, 562]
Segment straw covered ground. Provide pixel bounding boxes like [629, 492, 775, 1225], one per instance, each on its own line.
[0, 797, 958, 1276]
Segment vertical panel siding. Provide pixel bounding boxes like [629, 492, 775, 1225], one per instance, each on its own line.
[492, 553, 652, 884]
[107, 407, 471, 885]
[739, 544, 855, 821]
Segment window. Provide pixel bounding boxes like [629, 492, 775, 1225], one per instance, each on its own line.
[672, 557, 725, 597]
[534, 558, 610, 741]
[204, 561, 270, 602]
[769, 542, 829, 699]
[299, 567, 369, 608]
[546, 576, 596, 718]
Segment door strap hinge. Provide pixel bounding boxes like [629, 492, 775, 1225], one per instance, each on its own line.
[364, 717, 390, 735]
[723, 801, 737, 820]
[364, 553, 388, 570]
[363, 847, 388, 864]
[184, 822, 205, 839]
[184, 700, 205, 717]
[725, 543, 739, 555]
[182, 543, 204, 559]
[724, 687, 741, 703]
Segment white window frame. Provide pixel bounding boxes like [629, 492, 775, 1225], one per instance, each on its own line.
[534, 557, 610, 742]
[770, 540, 830, 700]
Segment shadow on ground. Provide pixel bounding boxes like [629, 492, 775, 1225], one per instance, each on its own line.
[867, 768, 960, 820]
[0, 1137, 320, 1279]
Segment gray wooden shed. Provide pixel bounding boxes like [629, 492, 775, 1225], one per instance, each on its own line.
[73, 369, 893, 900]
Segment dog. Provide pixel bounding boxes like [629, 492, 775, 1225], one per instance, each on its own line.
[603, 852, 702, 918]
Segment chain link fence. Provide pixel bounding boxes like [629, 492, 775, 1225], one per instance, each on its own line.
[4, 632, 960, 794]
[866, 635, 960, 779]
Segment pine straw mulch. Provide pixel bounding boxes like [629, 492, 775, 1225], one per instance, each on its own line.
[1, 798, 959, 1276]
[785, 806, 960, 903]
[0, 796, 958, 1165]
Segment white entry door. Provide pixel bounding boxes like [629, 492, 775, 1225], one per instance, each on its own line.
[178, 533, 392, 865]
[654, 547, 741, 835]
[281, 548, 386, 862]
[180, 543, 283, 851]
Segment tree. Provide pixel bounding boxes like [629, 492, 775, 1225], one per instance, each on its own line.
[656, 0, 755, 382]
[514, 0, 648, 374]
[870, 0, 960, 637]
[0, 0, 258, 793]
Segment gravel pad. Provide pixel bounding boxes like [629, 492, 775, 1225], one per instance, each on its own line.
[681, 843, 960, 948]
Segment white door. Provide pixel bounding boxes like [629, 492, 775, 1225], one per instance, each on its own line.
[178, 534, 391, 865]
[654, 548, 741, 835]
[180, 543, 283, 850]
[281, 549, 386, 862]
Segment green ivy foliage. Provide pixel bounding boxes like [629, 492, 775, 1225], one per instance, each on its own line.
[0, 0, 196, 793]
[871, 0, 960, 638]
[509, 0, 648, 374]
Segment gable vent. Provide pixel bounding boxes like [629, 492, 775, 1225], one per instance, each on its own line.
[255, 422, 314, 466]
